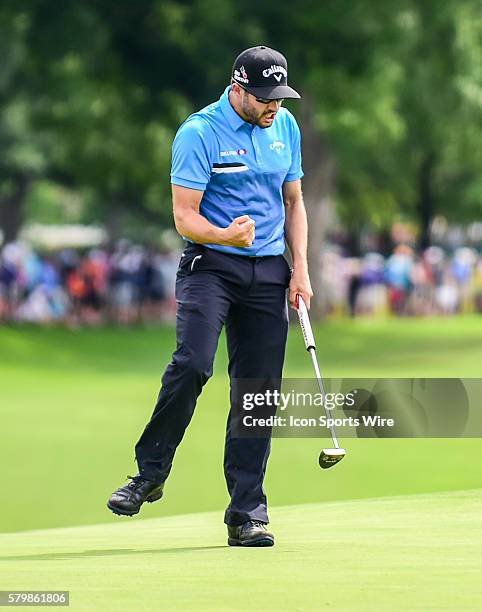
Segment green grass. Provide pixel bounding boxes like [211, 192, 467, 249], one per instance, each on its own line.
[1, 489, 481, 611]
[1, 318, 481, 610]
[1, 316, 481, 534]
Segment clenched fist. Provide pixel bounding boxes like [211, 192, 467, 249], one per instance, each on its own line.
[221, 215, 256, 247]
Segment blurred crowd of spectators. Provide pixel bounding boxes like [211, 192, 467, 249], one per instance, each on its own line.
[0, 241, 179, 326]
[0, 241, 481, 325]
[320, 245, 482, 317]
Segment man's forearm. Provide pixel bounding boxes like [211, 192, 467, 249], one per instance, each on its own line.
[285, 196, 309, 269]
[175, 209, 229, 245]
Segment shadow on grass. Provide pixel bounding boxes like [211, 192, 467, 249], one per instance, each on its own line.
[0, 546, 227, 561]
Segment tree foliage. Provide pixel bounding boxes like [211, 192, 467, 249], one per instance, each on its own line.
[0, 0, 480, 249]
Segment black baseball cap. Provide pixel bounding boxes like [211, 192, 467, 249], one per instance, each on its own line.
[232, 46, 301, 100]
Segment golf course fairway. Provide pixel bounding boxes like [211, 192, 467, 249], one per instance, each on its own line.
[1, 488, 481, 611]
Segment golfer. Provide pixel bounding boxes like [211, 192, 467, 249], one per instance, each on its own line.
[108, 45, 312, 547]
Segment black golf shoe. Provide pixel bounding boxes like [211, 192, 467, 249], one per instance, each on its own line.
[107, 475, 164, 516]
[227, 520, 274, 547]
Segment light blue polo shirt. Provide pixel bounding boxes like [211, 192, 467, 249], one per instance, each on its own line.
[171, 85, 303, 256]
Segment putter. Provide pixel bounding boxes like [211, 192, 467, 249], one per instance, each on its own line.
[296, 294, 346, 469]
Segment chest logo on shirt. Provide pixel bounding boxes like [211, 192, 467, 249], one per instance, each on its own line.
[270, 141, 286, 154]
[220, 149, 248, 157]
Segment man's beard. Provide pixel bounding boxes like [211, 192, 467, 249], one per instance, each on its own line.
[242, 98, 273, 129]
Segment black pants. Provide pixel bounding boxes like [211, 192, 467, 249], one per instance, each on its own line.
[135, 244, 291, 525]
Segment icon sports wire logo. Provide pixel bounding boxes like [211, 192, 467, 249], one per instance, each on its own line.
[231, 378, 482, 439]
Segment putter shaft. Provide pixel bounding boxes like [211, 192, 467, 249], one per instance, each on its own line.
[296, 295, 343, 452]
[307, 346, 340, 449]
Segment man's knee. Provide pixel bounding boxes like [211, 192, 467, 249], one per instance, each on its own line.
[171, 351, 214, 384]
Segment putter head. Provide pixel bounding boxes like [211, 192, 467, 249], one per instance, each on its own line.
[319, 448, 346, 469]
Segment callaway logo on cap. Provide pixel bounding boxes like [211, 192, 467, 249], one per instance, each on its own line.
[232, 46, 301, 100]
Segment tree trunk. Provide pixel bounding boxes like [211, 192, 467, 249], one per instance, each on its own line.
[417, 152, 436, 250]
[298, 96, 337, 320]
[0, 175, 30, 243]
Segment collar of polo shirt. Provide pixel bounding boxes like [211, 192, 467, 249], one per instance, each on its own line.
[220, 86, 250, 131]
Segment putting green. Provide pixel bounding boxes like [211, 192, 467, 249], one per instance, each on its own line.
[1, 489, 481, 611]
[1, 317, 482, 533]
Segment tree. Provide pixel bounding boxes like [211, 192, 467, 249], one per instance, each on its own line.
[394, 0, 482, 246]
[1, 0, 480, 319]
[0, 6, 50, 241]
